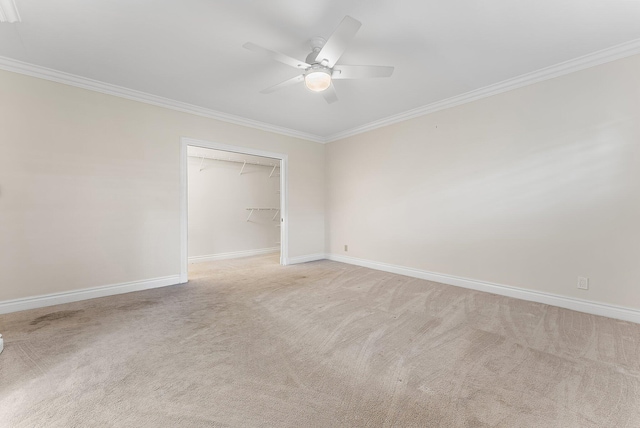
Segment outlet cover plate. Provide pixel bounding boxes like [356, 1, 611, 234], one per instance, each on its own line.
[577, 277, 589, 290]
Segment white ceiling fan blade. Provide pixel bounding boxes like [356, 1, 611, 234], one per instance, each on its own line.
[333, 65, 394, 79]
[322, 84, 338, 104]
[315, 16, 362, 67]
[243, 42, 310, 70]
[260, 75, 305, 94]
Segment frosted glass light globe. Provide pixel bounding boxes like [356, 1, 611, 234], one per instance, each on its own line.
[304, 69, 331, 92]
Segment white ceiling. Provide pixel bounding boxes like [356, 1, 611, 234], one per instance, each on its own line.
[1, 0, 639, 140]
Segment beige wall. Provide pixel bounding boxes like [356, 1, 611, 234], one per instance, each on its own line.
[326, 55, 640, 310]
[0, 69, 324, 301]
[188, 149, 280, 258]
[2, 54, 638, 311]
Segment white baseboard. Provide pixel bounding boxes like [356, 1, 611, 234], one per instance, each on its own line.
[326, 254, 640, 324]
[3, 254, 636, 324]
[0, 275, 181, 315]
[286, 253, 326, 265]
[188, 247, 279, 264]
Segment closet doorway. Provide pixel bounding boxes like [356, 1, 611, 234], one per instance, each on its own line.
[179, 138, 288, 283]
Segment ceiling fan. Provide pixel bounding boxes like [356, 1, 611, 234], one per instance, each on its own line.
[243, 16, 394, 104]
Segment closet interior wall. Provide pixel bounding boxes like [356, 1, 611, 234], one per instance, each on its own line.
[187, 147, 281, 263]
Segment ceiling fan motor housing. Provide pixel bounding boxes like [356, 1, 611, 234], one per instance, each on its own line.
[304, 36, 332, 92]
[306, 36, 327, 65]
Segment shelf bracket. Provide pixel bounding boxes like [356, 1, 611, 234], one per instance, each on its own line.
[246, 208, 254, 222]
[269, 165, 277, 178]
[272, 209, 280, 221]
[199, 156, 205, 172]
[239, 161, 247, 175]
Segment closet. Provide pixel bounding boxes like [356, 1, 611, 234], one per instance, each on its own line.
[187, 146, 281, 263]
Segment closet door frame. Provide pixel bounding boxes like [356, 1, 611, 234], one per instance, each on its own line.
[179, 137, 288, 283]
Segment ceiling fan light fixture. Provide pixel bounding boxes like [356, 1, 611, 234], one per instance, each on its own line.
[304, 68, 331, 92]
[245, 15, 392, 103]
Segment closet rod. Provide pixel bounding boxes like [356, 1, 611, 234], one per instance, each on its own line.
[188, 155, 280, 171]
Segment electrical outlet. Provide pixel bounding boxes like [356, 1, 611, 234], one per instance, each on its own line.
[344, 245, 348, 252]
[577, 277, 589, 290]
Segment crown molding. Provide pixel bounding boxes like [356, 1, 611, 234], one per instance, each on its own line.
[2, 38, 640, 145]
[0, 56, 326, 144]
[325, 38, 640, 143]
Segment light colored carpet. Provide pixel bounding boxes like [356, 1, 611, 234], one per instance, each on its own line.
[1, 254, 639, 427]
